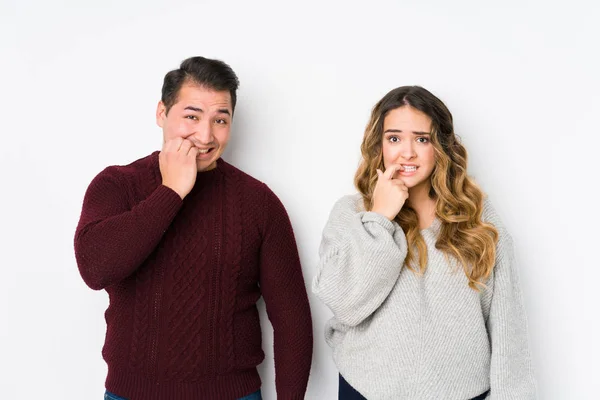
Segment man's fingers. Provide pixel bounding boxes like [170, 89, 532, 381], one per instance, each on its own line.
[163, 137, 183, 152]
[188, 145, 199, 157]
[180, 139, 193, 153]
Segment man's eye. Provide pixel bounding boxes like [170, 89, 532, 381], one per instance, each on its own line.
[185, 115, 198, 121]
[215, 119, 228, 125]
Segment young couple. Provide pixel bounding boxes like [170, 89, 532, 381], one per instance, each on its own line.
[75, 56, 536, 400]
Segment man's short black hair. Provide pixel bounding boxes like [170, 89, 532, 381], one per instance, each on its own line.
[161, 56, 240, 115]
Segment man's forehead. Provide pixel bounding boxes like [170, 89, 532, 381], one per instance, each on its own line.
[177, 84, 231, 109]
[180, 83, 230, 97]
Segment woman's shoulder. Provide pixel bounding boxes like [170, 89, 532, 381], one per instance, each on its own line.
[481, 196, 505, 230]
[330, 193, 366, 215]
[481, 196, 514, 249]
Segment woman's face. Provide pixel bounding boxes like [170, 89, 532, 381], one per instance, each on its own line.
[381, 106, 436, 191]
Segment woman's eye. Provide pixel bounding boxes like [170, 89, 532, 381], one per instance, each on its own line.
[389, 136, 399, 143]
[417, 137, 429, 143]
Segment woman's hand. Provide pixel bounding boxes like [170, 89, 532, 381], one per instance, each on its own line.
[371, 164, 409, 220]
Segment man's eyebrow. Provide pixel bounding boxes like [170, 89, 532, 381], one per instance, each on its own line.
[383, 129, 431, 135]
[184, 106, 203, 112]
[183, 106, 230, 116]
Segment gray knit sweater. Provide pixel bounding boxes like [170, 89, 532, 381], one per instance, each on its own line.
[312, 194, 537, 400]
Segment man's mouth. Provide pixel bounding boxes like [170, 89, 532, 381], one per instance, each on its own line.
[197, 147, 215, 155]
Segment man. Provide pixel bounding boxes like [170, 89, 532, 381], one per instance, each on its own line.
[74, 56, 313, 400]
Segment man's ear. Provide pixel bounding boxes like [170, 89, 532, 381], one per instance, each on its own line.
[156, 101, 166, 128]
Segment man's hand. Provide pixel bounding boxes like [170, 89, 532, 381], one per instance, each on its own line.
[159, 138, 198, 199]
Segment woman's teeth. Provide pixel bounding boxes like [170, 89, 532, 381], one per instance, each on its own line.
[403, 166, 417, 172]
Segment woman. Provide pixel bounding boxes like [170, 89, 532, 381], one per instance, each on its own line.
[312, 86, 536, 399]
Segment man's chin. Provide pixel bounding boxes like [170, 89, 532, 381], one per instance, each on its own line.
[196, 158, 217, 172]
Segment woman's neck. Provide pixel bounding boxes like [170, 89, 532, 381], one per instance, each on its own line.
[408, 183, 437, 230]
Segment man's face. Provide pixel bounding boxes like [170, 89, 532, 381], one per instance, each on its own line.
[156, 83, 232, 172]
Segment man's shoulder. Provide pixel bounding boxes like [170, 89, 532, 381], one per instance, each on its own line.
[96, 152, 157, 183]
[219, 160, 290, 221]
[220, 159, 270, 193]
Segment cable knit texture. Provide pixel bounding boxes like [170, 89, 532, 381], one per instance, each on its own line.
[74, 152, 313, 400]
[312, 194, 537, 400]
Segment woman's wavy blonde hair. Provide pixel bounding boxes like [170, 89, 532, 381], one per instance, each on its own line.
[354, 86, 498, 290]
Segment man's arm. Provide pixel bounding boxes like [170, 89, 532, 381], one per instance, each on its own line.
[74, 138, 199, 290]
[259, 186, 313, 400]
[74, 168, 182, 290]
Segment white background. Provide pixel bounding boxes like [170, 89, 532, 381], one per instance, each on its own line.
[2, 0, 599, 399]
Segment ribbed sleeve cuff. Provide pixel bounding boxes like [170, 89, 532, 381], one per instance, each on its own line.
[148, 184, 184, 221]
[361, 211, 395, 234]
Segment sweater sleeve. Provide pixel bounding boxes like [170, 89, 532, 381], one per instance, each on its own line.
[312, 195, 408, 327]
[258, 186, 313, 400]
[74, 167, 183, 290]
[487, 230, 538, 399]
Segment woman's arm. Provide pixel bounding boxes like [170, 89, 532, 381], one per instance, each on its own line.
[312, 195, 408, 327]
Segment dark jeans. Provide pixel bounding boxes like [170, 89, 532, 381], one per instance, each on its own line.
[339, 374, 367, 399]
[105, 389, 262, 400]
[338, 374, 489, 399]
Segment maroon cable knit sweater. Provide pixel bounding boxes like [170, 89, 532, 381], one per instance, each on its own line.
[74, 152, 313, 400]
